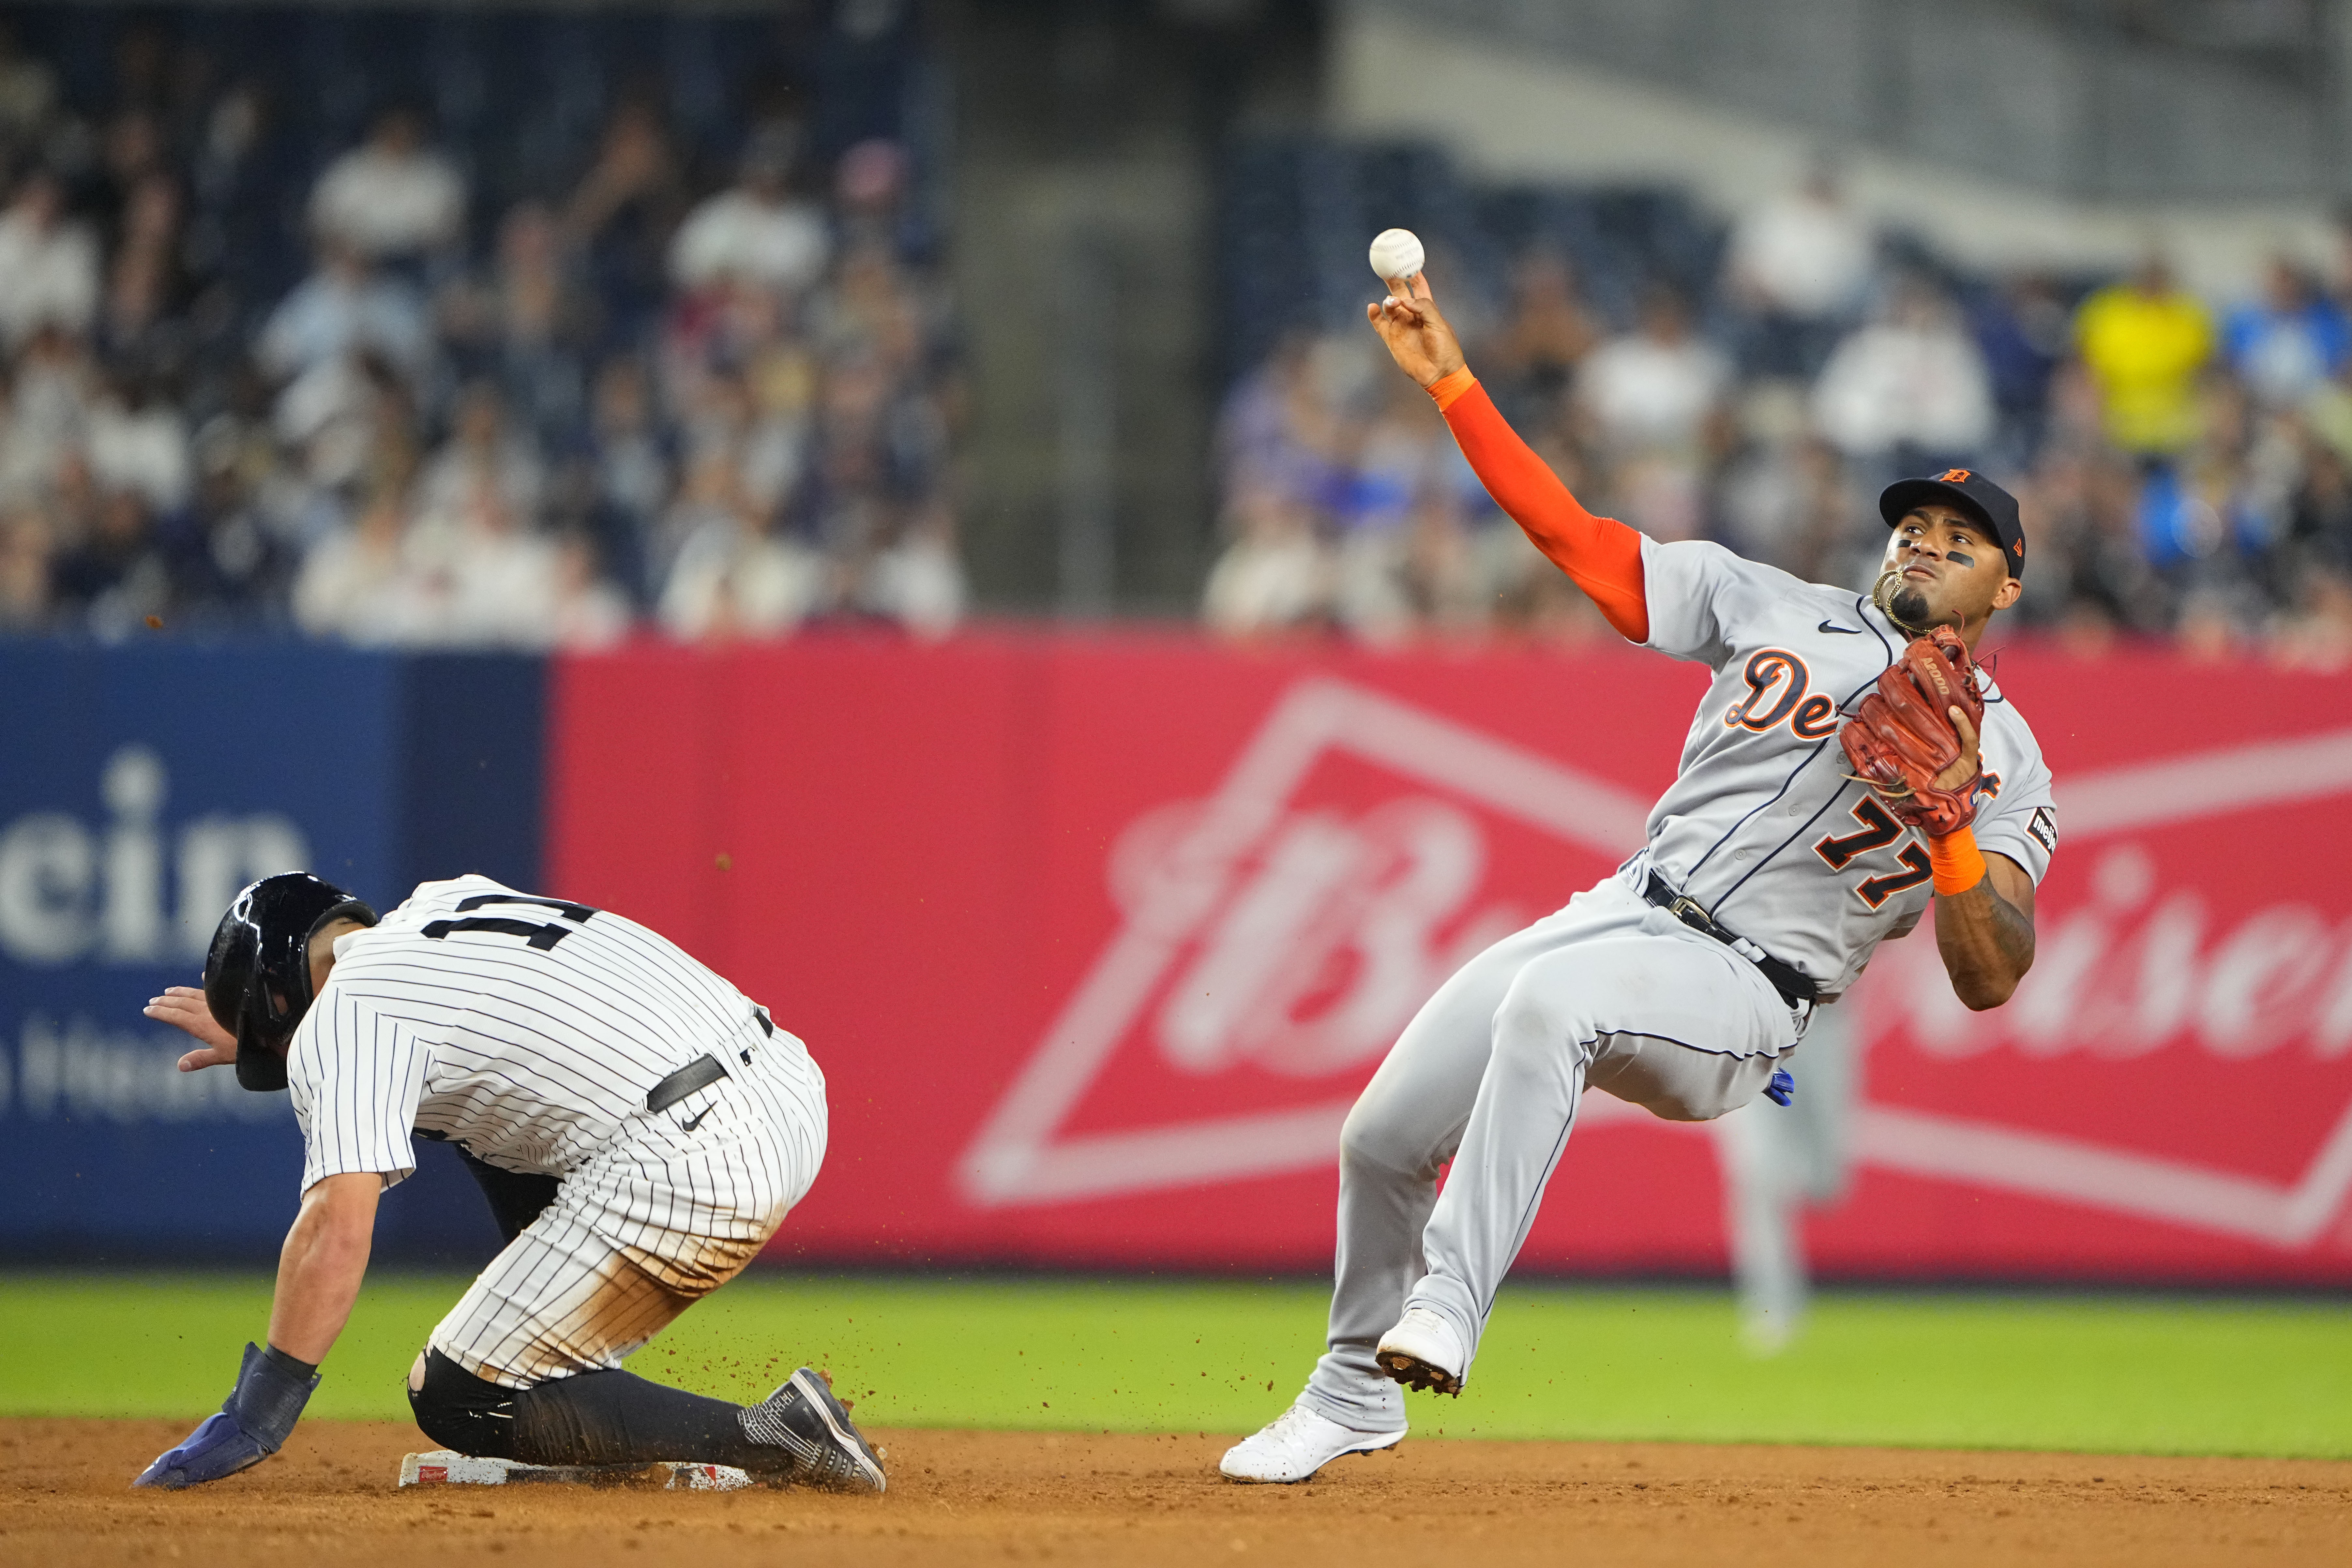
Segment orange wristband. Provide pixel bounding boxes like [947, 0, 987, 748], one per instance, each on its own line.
[1930, 828, 1987, 896]
[1425, 367, 1477, 412]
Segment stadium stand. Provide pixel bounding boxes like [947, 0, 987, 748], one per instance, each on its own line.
[0, 4, 962, 647]
[1, 7, 2346, 665]
[1207, 135, 2352, 666]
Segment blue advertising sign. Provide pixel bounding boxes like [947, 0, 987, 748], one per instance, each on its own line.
[0, 643, 544, 1263]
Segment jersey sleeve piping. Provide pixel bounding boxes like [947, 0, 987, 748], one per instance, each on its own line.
[1706, 750, 1862, 916]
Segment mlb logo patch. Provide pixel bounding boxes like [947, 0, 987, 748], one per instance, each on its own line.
[2028, 806, 2058, 852]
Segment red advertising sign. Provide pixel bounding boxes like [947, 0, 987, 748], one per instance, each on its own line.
[547, 633, 2352, 1284]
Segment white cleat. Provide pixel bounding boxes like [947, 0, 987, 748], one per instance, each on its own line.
[1375, 1306, 1467, 1396]
[1738, 1311, 1801, 1359]
[1219, 1402, 1405, 1484]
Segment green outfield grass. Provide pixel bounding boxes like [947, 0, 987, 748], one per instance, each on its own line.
[1, 1271, 2346, 1458]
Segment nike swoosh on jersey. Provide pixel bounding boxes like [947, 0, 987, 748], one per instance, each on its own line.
[1817, 620, 1863, 634]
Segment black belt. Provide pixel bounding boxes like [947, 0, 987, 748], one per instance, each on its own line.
[1641, 871, 1818, 1007]
[646, 1053, 727, 1113]
[645, 1011, 772, 1113]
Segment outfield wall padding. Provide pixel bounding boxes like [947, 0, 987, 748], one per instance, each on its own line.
[8, 631, 2351, 1284]
[0, 642, 542, 1262]
[549, 633, 2352, 1287]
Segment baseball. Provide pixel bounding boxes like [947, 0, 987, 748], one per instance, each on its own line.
[1368, 227, 1425, 284]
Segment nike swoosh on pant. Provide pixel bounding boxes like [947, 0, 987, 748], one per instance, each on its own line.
[679, 1108, 712, 1132]
[1817, 620, 1862, 634]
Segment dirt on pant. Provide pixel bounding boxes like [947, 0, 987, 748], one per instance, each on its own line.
[3, 1417, 2347, 1567]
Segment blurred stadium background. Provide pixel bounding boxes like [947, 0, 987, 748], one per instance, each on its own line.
[2, 0, 2350, 1453]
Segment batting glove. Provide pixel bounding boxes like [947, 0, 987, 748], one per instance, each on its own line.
[133, 1342, 319, 1489]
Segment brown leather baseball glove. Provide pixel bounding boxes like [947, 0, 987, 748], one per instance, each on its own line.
[1838, 626, 1985, 837]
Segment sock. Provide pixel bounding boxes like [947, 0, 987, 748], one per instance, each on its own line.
[512, 1368, 777, 1469]
[414, 1349, 812, 1471]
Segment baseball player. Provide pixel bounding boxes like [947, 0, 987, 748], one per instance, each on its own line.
[1223, 269, 2054, 1482]
[130, 871, 886, 1493]
[1714, 996, 1858, 1353]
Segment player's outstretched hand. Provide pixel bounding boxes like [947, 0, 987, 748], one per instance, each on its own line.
[132, 1410, 273, 1489]
[1366, 271, 1467, 390]
[133, 1343, 319, 1489]
[147, 984, 237, 1071]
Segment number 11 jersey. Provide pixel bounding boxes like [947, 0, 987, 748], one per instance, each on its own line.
[287, 874, 775, 1193]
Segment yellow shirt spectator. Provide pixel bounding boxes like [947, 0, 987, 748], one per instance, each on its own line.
[2074, 272, 2215, 456]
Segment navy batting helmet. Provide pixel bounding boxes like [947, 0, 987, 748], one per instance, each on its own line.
[203, 873, 379, 1092]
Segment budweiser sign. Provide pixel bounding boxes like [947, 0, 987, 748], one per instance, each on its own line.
[1854, 726, 2352, 1253]
[552, 636, 2352, 1279]
[960, 678, 1649, 1207]
[962, 680, 2352, 1262]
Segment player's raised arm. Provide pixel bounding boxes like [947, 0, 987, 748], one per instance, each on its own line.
[1368, 269, 1648, 642]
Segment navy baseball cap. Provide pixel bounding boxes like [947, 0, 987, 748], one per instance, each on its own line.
[1878, 469, 2026, 580]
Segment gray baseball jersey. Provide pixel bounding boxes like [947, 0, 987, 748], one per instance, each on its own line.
[1636, 537, 2057, 995]
[1250, 370, 2069, 1448]
[1294, 538, 2058, 1432]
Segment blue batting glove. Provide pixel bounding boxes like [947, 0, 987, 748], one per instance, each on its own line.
[133, 1410, 272, 1490]
[1764, 1069, 1796, 1107]
[133, 1343, 319, 1489]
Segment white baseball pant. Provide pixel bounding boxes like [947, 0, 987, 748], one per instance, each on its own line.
[425, 1016, 829, 1388]
[1301, 866, 1803, 1430]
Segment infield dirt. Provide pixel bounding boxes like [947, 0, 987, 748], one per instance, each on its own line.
[3, 1417, 2346, 1567]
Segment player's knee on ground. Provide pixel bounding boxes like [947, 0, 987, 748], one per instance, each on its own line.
[408, 1348, 522, 1459]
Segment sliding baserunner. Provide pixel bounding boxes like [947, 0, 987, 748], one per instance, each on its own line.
[134, 871, 884, 1493]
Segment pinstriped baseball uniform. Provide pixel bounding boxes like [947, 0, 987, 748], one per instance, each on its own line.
[1300, 538, 2057, 1430]
[287, 874, 827, 1388]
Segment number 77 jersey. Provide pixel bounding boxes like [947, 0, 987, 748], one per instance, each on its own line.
[286, 874, 778, 1194]
[1634, 538, 2057, 998]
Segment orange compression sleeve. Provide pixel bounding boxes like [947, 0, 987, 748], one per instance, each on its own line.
[1428, 374, 1648, 641]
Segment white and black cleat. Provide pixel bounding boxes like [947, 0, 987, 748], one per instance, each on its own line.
[738, 1368, 887, 1493]
[1374, 1306, 1467, 1397]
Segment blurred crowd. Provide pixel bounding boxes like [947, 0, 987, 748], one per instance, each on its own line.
[0, 15, 964, 648]
[1206, 164, 2352, 667]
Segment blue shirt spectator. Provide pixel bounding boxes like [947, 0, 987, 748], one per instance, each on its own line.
[2223, 259, 2350, 409]
[256, 240, 431, 383]
[1968, 274, 2068, 461]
